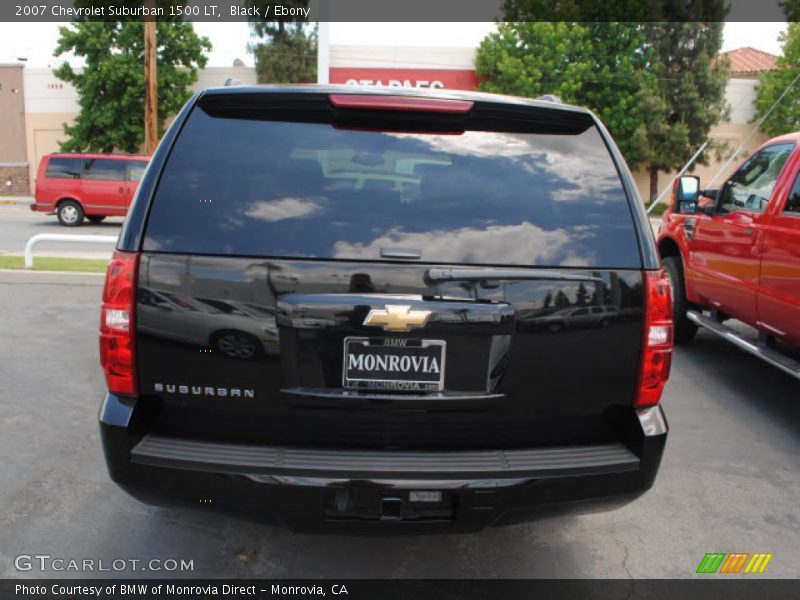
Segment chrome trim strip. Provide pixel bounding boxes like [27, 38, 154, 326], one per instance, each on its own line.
[688, 310, 800, 380]
[85, 205, 126, 210]
[425, 267, 604, 285]
[281, 387, 503, 402]
[756, 320, 786, 337]
[243, 475, 533, 489]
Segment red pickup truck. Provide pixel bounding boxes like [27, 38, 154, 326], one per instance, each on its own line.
[657, 131, 800, 379]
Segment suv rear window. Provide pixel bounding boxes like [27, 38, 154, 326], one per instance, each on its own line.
[143, 93, 640, 268]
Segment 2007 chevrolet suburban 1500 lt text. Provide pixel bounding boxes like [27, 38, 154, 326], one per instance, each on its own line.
[659, 132, 800, 380]
[98, 86, 672, 531]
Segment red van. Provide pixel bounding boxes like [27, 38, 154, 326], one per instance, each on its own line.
[32, 153, 149, 226]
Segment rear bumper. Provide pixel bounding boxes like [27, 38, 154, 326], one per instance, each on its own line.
[30, 202, 54, 213]
[99, 394, 667, 532]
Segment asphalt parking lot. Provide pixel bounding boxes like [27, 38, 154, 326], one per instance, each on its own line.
[0, 204, 122, 258]
[0, 270, 797, 579]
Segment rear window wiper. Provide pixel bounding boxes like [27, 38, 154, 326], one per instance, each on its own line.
[424, 268, 603, 288]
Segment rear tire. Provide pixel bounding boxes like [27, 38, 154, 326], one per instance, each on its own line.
[662, 256, 698, 344]
[56, 200, 84, 227]
[87, 215, 106, 224]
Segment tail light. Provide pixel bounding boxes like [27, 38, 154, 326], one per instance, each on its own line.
[99, 250, 140, 396]
[635, 270, 674, 408]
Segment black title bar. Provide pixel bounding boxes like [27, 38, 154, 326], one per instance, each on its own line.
[2, 579, 799, 600]
[0, 0, 790, 22]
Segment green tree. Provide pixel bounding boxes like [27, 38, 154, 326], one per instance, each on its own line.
[247, 1, 316, 83]
[753, 22, 800, 137]
[779, 0, 800, 21]
[482, 1, 730, 202]
[575, 282, 589, 306]
[638, 21, 729, 201]
[554, 290, 570, 308]
[475, 22, 656, 170]
[53, 7, 209, 153]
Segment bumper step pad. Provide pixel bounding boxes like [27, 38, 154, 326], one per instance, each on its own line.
[132, 434, 639, 480]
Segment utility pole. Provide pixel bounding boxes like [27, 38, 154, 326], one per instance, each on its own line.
[144, 0, 158, 155]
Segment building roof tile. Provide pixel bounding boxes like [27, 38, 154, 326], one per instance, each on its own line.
[718, 47, 778, 75]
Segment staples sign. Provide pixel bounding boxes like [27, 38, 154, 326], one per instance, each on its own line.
[330, 68, 479, 91]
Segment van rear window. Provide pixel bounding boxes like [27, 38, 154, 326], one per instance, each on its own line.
[45, 157, 82, 179]
[83, 158, 126, 181]
[143, 94, 641, 268]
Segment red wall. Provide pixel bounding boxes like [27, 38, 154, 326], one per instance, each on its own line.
[329, 68, 479, 91]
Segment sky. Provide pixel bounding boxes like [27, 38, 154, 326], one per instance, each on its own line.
[0, 22, 788, 68]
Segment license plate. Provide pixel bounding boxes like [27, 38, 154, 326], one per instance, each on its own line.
[343, 337, 445, 392]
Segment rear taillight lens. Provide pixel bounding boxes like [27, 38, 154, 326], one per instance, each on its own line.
[635, 270, 674, 408]
[99, 250, 139, 396]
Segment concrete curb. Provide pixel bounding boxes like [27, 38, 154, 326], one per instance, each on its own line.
[0, 268, 105, 276]
[0, 196, 34, 206]
[1, 251, 112, 261]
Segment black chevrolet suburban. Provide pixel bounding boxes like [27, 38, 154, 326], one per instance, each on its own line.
[99, 85, 672, 531]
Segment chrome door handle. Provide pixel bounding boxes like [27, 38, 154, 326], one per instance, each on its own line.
[743, 228, 753, 236]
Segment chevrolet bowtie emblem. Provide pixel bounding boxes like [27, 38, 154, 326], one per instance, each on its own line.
[363, 305, 432, 332]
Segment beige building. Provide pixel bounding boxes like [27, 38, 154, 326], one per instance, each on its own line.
[22, 67, 80, 194]
[632, 47, 778, 202]
[8, 64, 257, 195]
[0, 64, 29, 195]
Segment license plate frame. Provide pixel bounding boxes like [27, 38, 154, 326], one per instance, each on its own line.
[342, 336, 446, 392]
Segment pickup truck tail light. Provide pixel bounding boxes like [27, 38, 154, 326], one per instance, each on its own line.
[99, 250, 140, 396]
[635, 270, 674, 408]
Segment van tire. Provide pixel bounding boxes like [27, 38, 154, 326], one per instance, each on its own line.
[57, 200, 85, 227]
[662, 256, 698, 344]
